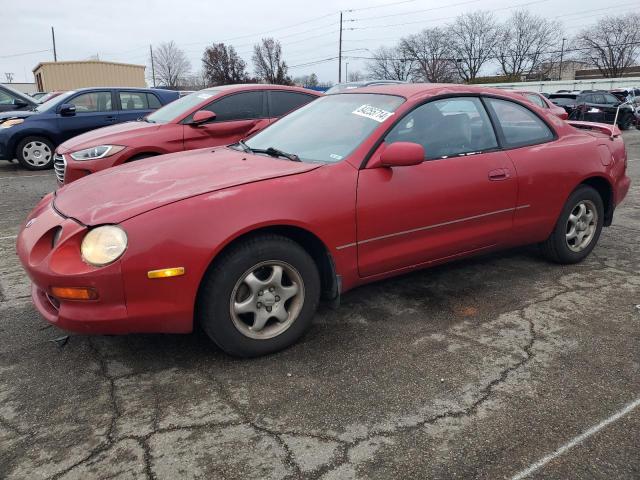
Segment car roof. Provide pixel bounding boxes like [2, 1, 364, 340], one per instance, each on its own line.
[199, 84, 322, 95]
[0, 84, 37, 103]
[336, 83, 528, 102]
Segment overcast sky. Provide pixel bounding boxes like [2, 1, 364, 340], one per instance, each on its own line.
[1, 0, 630, 86]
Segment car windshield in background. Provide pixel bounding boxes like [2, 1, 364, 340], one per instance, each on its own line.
[549, 96, 576, 106]
[245, 93, 405, 164]
[35, 91, 76, 112]
[146, 90, 219, 123]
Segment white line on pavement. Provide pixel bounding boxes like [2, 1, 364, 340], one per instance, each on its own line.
[510, 397, 640, 480]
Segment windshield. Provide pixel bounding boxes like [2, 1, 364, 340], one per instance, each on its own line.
[146, 89, 218, 123]
[549, 96, 576, 106]
[35, 90, 76, 112]
[245, 93, 405, 163]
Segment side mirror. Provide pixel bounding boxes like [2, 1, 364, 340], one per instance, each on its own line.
[58, 103, 76, 116]
[13, 99, 29, 107]
[190, 110, 216, 125]
[380, 142, 424, 167]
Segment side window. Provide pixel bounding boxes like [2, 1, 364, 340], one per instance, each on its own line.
[385, 97, 498, 160]
[269, 91, 315, 117]
[0, 90, 13, 105]
[525, 93, 546, 108]
[119, 91, 149, 110]
[603, 93, 620, 104]
[70, 91, 113, 112]
[591, 94, 606, 104]
[147, 93, 161, 109]
[485, 98, 554, 148]
[206, 91, 265, 122]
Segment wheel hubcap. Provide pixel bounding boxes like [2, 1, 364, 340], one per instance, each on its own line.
[566, 200, 597, 252]
[229, 261, 304, 340]
[22, 141, 52, 167]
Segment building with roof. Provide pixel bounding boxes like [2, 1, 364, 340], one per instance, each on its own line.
[32, 60, 146, 91]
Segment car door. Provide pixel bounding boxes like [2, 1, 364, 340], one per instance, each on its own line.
[482, 97, 561, 245]
[117, 90, 153, 122]
[57, 90, 119, 141]
[601, 92, 622, 124]
[182, 90, 269, 150]
[356, 96, 518, 277]
[267, 90, 317, 123]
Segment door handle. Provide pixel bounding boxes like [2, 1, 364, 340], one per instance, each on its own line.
[106, 116, 117, 122]
[488, 168, 510, 181]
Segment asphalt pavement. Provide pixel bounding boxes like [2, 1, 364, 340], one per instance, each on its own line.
[1, 130, 639, 479]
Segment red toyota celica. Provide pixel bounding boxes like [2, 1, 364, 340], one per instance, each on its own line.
[17, 84, 630, 357]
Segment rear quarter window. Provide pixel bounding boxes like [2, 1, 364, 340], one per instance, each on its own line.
[485, 98, 554, 148]
[269, 91, 315, 117]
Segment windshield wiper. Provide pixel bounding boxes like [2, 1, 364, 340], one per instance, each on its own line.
[236, 139, 252, 153]
[252, 146, 301, 162]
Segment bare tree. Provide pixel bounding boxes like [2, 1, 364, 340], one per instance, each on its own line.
[574, 14, 640, 78]
[151, 41, 191, 88]
[366, 46, 414, 81]
[252, 38, 291, 84]
[347, 70, 365, 82]
[400, 27, 457, 82]
[202, 43, 249, 85]
[450, 11, 500, 82]
[496, 10, 562, 79]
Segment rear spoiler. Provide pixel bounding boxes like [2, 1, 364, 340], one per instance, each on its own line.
[568, 120, 621, 139]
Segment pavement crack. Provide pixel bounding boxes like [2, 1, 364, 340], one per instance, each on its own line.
[48, 338, 121, 480]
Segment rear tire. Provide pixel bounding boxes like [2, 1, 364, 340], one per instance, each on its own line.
[540, 185, 604, 264]
[197, 234, 321, 357]
[16, 136, 54, 170]
[618, 113, 633, 131]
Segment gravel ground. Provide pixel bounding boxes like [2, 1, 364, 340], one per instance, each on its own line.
[0, 130, 639, 480]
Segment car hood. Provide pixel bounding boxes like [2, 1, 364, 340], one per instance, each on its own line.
[0, 110, 38, 122]
[57, 121, 163, 153]
[54, 147, 322, 225]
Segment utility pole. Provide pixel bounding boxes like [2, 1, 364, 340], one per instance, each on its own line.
[558, 37, 566, 81]
[338, 11, 343, 83]
[149, 44, 156, 87]
[51, 27, 57, 61]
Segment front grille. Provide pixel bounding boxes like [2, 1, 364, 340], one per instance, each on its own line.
[53, 154, 66, 184]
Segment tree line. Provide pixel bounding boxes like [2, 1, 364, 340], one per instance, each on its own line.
[149, 10, 640, 88]
[367, 11, 640, 82]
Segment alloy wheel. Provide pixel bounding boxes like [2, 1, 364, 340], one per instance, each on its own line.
[565, 199, 598, 252]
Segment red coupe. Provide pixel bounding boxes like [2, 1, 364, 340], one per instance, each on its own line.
[54, 84, 320, 184]
[509, 90, 569, 120]
[18, 84, 630, 357]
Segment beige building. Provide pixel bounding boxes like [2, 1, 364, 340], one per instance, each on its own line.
[32, 60, 146, 91]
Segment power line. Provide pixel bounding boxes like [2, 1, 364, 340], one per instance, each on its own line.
[349, 0, 484, 22]
[0, 48, 51, 59]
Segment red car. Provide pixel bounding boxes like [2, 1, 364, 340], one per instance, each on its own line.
[510, 90, 568, 120]
[18, 84, 630, 357]
[54, 84, 321, 184]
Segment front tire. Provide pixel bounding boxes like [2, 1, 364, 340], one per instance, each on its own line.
[540, 185, 604, 264]
[16, 136, 54, 170]
[197, 235, 321, 357]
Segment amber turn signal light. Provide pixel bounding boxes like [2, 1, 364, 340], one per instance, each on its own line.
[50, 286, 98, 301]
[147, 267, 185, 279]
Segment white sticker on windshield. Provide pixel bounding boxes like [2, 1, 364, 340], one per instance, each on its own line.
[352, 104, 394, 123]
[197, 93, 213, 99]
[329, 153, 343, 160]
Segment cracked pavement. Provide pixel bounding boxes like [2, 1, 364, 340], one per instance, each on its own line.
[1, 130, 639, 479]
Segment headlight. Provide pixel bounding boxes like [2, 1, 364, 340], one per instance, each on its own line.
[0, 119, 24, 129]
[81, 225, 128, 266]
[70, 145, 125, 161]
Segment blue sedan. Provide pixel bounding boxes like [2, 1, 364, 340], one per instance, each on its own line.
[0, 87, 178, 170]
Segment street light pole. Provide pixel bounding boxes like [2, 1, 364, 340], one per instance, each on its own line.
[51, 27, 57, 62]
[345, 62, 349, 82]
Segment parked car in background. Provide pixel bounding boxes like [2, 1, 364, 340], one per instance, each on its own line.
[549, 90, 635, 130]
[36, 91, 66, 104]
[510, 90, 568, 119]
[30, 92, 48, 101]
[325, 80, 407, 94]
[56, 84, 321, 184]
[0, 87, 179, 170]
[17, 84, 630, 357]
[0, 85, 38, 112]
[611, 87, 640, 127]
